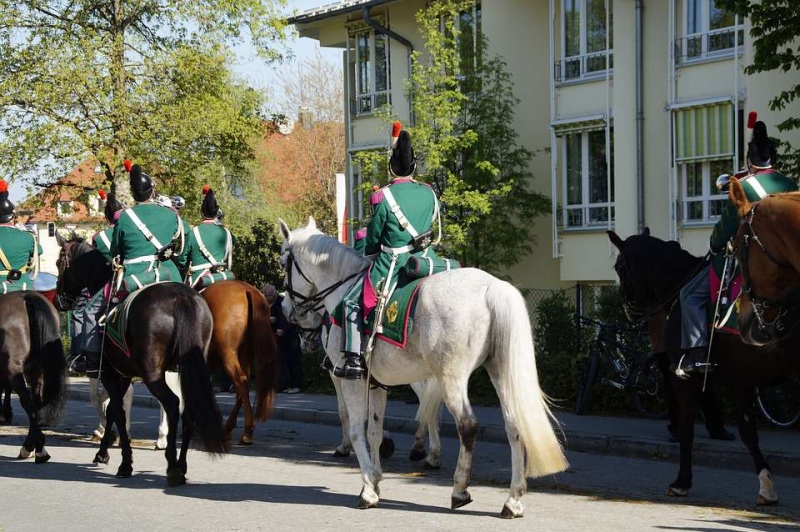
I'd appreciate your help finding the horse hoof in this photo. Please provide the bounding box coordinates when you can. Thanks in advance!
[239,436,254,446]
[379,438,395,460]
[666,485,689,497]
[500,504,523,519]
[333,448,350,458]
[116,464,133,478]
[451,492,473,509]
[757,495,779,506]
[17,446,33,460]
[358,497,378,510]
[93,452,110,465]
[408,448,426,462]
[167,468,186,487]
[423,460,441,470]
[35,452,51,464]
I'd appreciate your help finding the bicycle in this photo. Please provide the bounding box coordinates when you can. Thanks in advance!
[756,376,800,428]
[575,315,668,419]
[66,352,86,377]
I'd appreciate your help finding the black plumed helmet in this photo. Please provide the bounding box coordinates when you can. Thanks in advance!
[0,179,14,223]
[130,164,155,202]
[390,128,416,179]
[747,121,777,169]
[201,185,219,219]
[99,190,125,225]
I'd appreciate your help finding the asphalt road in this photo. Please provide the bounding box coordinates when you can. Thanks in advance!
[1,397,799,532]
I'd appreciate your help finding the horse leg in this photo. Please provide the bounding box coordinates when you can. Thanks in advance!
[225,355,254,445]
[145,376,184,485]
[734,388,779,506]
[178,409,194,481]
[441,380,479,511]
[331,373,352,457]
[667,377,698,496]
[416,380,443,470]
[104,375,134,477]
[340,379,381,509]
[367,387,387,487]
[10,373,46,461]
[0,381,12,425]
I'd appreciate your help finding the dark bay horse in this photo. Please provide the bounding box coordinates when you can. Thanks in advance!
[202,280,280,444]
[55,235,228,486]
[0,291,66,462]
[608,228,799,505]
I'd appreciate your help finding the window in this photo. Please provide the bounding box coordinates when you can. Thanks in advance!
[681,160,730,222]
[563,129,614,228]
[349,28,389,116]
[57,201,73,218]
[455,3,482,91]
[559,0,613,82]
[677,0,742,62]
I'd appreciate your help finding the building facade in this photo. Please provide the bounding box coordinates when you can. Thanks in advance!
[291,0,800,289]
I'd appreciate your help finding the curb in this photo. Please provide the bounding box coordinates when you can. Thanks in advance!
[66,388,800,478]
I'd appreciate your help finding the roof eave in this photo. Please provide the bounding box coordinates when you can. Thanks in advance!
[287,0,395,25]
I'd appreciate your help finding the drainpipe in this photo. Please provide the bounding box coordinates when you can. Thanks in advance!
[635,0,644,234]
[635,0,645,233]
[363,6,415,125]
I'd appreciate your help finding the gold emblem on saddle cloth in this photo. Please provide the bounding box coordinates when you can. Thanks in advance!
[386,301,399,324]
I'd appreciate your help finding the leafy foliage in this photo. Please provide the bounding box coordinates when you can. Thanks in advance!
[231,217,284,290]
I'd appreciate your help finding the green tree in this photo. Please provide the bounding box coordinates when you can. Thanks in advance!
[231,218,284,290]
[355,0,549,273]
[0,0,287,201]
[718,0,800,178]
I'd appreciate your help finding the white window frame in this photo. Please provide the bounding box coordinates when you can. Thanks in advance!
[680,159,731,224]
[57,200,74,218]
[678,0,743,63]
[559,0,613,83]
[562,129,614,229]
[349,28,390,116]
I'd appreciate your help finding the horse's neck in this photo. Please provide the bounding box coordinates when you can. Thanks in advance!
[318,268,364,314]
[77,248,111,293]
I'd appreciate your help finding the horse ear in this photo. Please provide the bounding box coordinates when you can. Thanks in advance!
[607,230,624,251]
[278,219,291,242]
[69,229,78,241]
[307,216,317,230]
[55,229,65,247]
[642,227,650,237]
[729,177,751,217]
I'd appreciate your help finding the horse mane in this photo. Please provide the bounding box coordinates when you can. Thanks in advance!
[66,235,111,291]
[291,226,370,275]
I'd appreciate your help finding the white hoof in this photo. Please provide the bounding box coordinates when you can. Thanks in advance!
[35,448,51,464]
[757,469,779,506]
[18,446,33,459]
[358,486,379,509]
[155,438,167,451]
[500,498,524,519]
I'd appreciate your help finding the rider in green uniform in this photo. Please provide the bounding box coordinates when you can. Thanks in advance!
[676,120,798,377]
[0,179,41,293]
[110,164,186,293]
[335,122,441,379]
[183,185,234,289]
[93,190,125,263]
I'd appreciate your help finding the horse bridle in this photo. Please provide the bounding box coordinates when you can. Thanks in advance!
[737,203,800,339]
[283,249,366,316]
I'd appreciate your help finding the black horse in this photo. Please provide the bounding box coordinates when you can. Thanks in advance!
[55,234,228,486]
[0,291,66,462]
[608,228,800,505]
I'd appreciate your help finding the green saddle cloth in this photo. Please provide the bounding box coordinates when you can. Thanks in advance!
[1,279,33,293]
[103,287,148,357]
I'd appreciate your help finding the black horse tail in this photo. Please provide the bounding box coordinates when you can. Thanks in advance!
[248,289,279,421]
[174,293,229,456]
[25,293,67,425]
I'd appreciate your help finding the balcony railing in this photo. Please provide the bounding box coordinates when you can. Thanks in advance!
[674,26,744,64]
[350,91,390,116]
[555,50,614,83]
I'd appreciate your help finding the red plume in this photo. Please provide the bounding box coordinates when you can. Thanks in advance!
[0,180,7,193]
[747,111,758,129]
[202,184,210,195]
[98,189,107,200]
[391,121,402,138]
[123,159,132,172]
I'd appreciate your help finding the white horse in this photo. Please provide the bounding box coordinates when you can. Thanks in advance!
[279,218,568,518]
[287,302,443,468]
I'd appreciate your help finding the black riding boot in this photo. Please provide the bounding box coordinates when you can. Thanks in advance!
[333,352,366,380]
[675,346,714,379]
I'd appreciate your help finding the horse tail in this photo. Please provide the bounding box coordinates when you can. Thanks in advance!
[414,378,443,430]
[247,289,279,421]
[25,293,66,425]
[174,293,229,456]
[486,281,569,478]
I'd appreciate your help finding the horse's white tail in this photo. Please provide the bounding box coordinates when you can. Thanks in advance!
[487,281,569,478]
[414,378,444,427]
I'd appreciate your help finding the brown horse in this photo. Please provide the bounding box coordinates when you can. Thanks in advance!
[202,280,280,444]
[729,178,800,345]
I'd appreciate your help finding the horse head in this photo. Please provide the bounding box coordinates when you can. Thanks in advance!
[281,293,324,355]
[730,178,800,345]
[608,228,657,319]
[54,232,110,311]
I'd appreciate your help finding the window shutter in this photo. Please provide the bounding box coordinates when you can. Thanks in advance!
[675,102,734,162]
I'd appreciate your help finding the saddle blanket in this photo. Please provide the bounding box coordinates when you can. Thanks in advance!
[709,268,742,335]
[104,286,149,357]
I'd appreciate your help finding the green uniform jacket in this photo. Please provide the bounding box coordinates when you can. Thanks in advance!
[0,225,40,290]
[93,226,114,263]
[111,202,185,287]
[364,178,438,310]
[709,169,797,275]
[184,221,233,286]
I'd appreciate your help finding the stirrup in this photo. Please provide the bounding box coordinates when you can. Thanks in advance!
[332,356,365,380]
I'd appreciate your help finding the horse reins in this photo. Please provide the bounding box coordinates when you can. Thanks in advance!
[738,203,800,338]
[284,250,367,315]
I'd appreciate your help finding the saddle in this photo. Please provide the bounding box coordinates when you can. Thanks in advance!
[708,258,742,335]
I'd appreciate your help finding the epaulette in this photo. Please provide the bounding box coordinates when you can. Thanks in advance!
[370,187,385,205]
[354,227,367,240]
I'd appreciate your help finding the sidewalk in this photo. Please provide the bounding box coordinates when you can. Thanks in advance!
[66,377,800,477]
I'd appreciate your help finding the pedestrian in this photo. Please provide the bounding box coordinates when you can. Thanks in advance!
[263,283,303,394]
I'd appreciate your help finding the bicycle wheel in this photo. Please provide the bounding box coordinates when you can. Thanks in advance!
[756,378,800,428]
[67,353,86,377]
[575,349,600,415]
[630,353,669,419]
